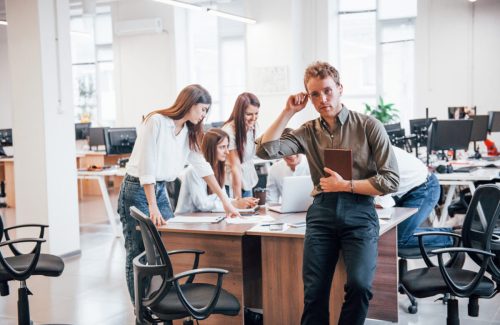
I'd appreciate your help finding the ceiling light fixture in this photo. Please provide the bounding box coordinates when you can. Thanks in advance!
[0,21,8,26]
[206,8,256,24]
[152,0,256,24]
[153,0,203,11]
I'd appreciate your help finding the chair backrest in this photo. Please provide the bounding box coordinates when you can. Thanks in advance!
[462,184,500,279]
[129,206,174,283]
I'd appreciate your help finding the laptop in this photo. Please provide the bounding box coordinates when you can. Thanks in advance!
[268,176,314,213]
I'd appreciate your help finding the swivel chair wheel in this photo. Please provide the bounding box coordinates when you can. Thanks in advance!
[408,305,418,314]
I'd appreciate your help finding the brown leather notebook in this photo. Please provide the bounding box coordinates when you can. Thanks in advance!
[324,149,353,180]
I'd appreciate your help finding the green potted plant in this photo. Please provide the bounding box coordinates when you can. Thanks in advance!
[364,97,399,124]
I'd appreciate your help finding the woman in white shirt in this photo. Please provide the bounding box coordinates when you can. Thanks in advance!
[222,92,260,198]
[117,85,239,302]
[176,128,259,213]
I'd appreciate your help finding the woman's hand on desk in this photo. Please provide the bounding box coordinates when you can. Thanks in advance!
[149,206,167,227]
[233,197,259,209]
[223,201,241,218]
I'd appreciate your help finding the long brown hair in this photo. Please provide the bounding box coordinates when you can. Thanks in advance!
[224,92,260,161]
[201,128,229,194]
[144,84,211,151]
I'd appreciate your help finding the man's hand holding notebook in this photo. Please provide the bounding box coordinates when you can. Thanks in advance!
[320,149,353,192]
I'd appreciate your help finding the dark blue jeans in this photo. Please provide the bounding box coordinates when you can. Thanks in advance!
[301,192,379,325]
[117,174,173,303]
[225,185,252,198]
[396,173,453,248]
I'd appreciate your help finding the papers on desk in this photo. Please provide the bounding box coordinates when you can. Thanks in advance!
[226,215,275,224]
[249,223,290,232]
[167,216,225,224]
[376,208,393,220]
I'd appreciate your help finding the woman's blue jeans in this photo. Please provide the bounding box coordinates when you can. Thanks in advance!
[117,174,173,303]
[396,173,453,248]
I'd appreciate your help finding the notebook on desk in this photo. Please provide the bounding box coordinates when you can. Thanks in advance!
[324,149,353,179]
[268,176,314,213]
[167,216,225,224]
[211,205,259,215]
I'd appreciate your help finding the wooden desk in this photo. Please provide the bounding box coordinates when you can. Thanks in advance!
[76,151,129,196]
[157,207,415,324]
[246,208,415,324]
[436,168,500,226]
[0,158,15,208]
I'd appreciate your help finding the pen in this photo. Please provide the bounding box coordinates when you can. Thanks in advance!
[260,223,284,226]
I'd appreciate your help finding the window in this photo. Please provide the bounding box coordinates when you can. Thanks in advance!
[337,0,416,125]
[184,7,246,124]
[70,6,116,126]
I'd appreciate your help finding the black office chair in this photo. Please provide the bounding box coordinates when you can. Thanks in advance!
[401,184,500,325]
[398,239,465,314]
[129,206,240,325]
[0,215,65,325]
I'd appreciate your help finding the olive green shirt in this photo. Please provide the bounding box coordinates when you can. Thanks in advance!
[255,106,399,196]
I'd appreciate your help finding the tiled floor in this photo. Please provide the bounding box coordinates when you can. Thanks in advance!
[0,191,499,324]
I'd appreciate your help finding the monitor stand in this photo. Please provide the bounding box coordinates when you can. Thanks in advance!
[0,145,6,157]
[469,141,482,159]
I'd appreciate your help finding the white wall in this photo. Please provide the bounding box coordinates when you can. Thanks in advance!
[0,27,11,129]
[246,0,332,132]
[415,0,500,120]
[112,1,177,128]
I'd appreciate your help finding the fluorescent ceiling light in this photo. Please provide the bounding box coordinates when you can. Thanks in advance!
[153,0,202,11]
[0,21,8,26]
[206,8,256,24]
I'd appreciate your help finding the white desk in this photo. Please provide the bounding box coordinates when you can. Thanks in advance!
[77,168,126,238]
[435,167,500,226]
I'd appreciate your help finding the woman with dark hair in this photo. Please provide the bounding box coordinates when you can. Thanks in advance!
[222,92,261,198]
[117,84,239,302]
[175,128,259,213]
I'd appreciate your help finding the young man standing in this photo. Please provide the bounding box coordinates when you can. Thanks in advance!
[256,61,399,325]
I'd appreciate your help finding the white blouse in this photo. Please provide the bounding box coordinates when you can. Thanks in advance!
[126,114,213,185]
[175,166,224,214]
[222,122,259,191]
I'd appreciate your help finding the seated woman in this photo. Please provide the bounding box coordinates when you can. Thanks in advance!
[175,128,259,213]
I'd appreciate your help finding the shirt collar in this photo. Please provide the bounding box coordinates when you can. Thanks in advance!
[319,105,349,130]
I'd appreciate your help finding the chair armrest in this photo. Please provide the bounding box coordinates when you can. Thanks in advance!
[170,268,229,320]
[413,231,462,238]
[413,231,462,267]
[4,224,49,256]
[0,238,45,281]
[167,249,205,283]
[167,267,228,283]
[432,247,495,297]
[431,247,495,257]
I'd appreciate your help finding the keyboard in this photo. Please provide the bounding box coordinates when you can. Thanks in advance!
[453,166,479,173]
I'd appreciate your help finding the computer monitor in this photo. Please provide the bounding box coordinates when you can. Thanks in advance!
[448,106,476,120]
[0,129,13,147]
[387,128,406,149]
[105,127,137,155]
[469,115,489,142]
[409,117,436,135]
[75,123,91,140]
[384,122,401,133]
[427,120,473,153]
[488,111,500,132]
[89,127,109,151]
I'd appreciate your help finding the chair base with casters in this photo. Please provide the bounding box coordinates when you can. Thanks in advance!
[129,206,240,325]
[0,218,65,325]
[398,238,466,314]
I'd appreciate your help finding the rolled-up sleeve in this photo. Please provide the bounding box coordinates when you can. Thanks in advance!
[187,150,214,178]
[255,132,304,160]
[366,119,399,194]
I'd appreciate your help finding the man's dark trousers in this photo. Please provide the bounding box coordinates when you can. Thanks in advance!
[301,192,379,325]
